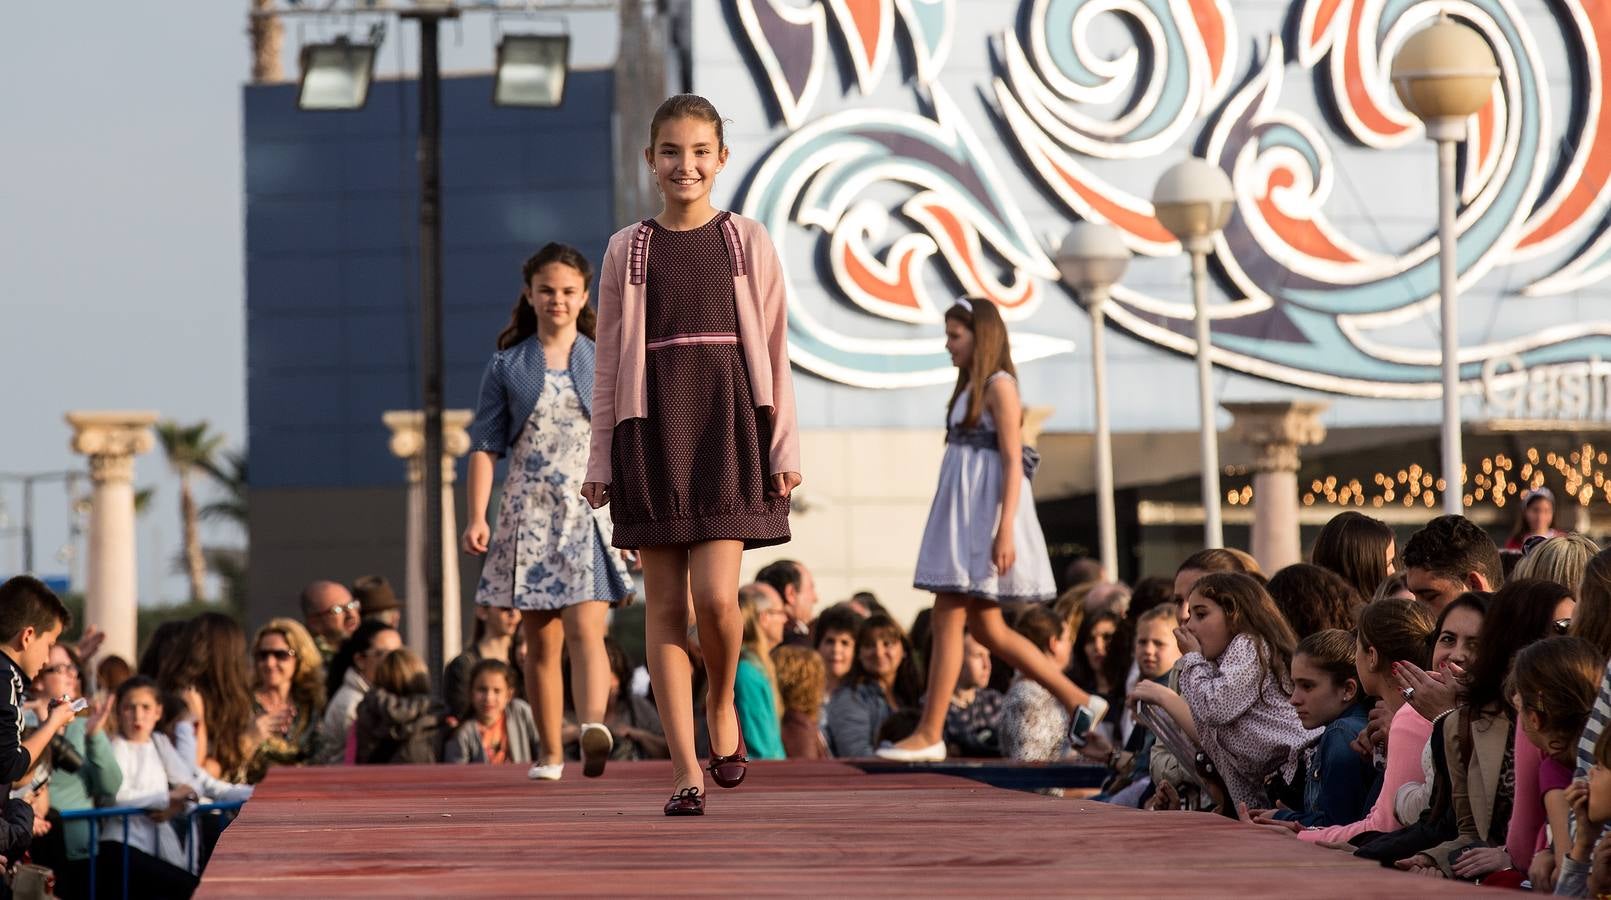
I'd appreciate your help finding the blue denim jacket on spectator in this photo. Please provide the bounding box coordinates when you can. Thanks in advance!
[824,683,892,759]
[1275,700,1373,827]
[468,335,596,457]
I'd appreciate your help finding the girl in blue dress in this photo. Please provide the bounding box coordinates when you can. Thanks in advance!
[464,243,635,782]
[879,297,1105,762]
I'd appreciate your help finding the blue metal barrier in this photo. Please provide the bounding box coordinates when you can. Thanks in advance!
[57,800,245,900]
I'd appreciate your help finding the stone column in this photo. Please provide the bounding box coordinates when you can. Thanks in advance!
[1225,401,1329,573]
[65,412,158,666]
[384,410,472,662]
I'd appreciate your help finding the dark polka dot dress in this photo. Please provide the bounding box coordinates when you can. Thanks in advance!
[608,211,791,550]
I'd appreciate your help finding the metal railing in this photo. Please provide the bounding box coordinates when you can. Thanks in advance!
[56,800,245,900]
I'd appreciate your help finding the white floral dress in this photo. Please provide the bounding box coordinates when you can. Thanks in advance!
[475,369,634,610]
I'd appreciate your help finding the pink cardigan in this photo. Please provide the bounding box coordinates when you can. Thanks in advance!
[1299,703,1432,844]
[584,212,801,485]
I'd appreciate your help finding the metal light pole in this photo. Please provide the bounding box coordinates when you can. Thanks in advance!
[1391,17,1499,515]
[1152,159,1236,549]
[399,4,457,683]
[1055,224,1131,579]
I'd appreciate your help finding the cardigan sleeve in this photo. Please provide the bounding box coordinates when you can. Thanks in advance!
[1299,703,1433,843]
[1177,638,1262,727]
[748,226,801,477]
[467,354,510,457]
[585,237,624,485]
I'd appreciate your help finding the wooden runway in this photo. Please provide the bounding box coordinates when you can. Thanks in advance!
[199,761,1478,897]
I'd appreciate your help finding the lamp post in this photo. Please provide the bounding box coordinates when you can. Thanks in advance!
[1054,223,1131,580]
[286,0,573,682]
[1391,17,1499,515]
[1152,159,1236,549]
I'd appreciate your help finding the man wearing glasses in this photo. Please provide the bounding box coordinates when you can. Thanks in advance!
[299,581,361,663]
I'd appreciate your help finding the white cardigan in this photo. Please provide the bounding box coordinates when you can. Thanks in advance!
[105,730,252,873]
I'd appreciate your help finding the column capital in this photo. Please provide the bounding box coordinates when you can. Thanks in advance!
[1224,401,1329,473]
[65,411,159,484]
[382,410,474,482]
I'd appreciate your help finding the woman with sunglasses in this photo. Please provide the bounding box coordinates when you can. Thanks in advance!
[245,619,327,780]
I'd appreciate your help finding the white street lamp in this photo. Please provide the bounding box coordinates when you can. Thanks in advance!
[1391,17,1499,515]
[1055,223,1131,580]
[494,33,571,108]
[1152,158,1236,549]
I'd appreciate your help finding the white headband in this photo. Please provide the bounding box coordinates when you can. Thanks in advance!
[954,297,973,312]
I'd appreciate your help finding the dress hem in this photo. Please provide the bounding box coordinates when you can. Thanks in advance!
[913,580,1055,603]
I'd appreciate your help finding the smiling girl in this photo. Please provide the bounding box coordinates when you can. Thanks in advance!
[466,243,636,783]
[582,94,801,816]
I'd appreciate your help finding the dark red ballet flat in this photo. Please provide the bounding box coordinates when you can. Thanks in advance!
[707,734,749,789]
[664,787,705,816]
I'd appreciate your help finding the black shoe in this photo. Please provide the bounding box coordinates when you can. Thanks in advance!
[664,787,705,816]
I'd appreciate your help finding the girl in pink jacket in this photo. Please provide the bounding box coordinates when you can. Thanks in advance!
[583,94,801,817]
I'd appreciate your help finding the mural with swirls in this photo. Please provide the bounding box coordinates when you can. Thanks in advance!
[722,0,1611,401]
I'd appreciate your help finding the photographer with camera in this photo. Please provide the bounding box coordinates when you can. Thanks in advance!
[23,642,118,900]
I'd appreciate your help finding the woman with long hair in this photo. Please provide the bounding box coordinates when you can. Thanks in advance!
[735,585,786,760]
[825,614,924,758]
[155,612,258,781]
[1311,511,1396,600]
[465,242,636,782]
[313,621,402,765]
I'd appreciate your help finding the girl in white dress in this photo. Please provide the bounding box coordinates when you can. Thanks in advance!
[879,298,1107,762]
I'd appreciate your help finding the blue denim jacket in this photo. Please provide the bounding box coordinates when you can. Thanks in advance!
[1275,701,1373,827]
[467,335,596,457]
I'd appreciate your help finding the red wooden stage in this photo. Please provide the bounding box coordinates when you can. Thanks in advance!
[199,761,1479,897]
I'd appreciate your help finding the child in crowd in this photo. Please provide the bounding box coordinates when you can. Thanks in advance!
[1132,572,1314,810]
[445,659,540,764]
[355,649,445,765]
[771,646,827,759]
[1293,596,1435,844]
[104,676,252,899]
[1268,629,1371,828]
[1099,602,1181,806]
[882,297,1101,764]
[315,621,402,765]
[0,577,80,797]
[1563,728,1611,895]
[1510,637,1599,886]
[944,633,1003,758]
[998,606,1076,766]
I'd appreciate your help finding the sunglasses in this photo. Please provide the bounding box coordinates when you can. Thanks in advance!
[318,600,362,618]
[1555,617,1573,636]
[255,648,296,663]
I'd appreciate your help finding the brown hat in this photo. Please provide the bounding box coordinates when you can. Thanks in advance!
[350,575,400,613]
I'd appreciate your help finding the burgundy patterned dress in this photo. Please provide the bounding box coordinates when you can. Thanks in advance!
[608,211,791,550]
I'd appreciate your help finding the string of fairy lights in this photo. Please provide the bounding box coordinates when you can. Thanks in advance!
[1222,443,1611,510]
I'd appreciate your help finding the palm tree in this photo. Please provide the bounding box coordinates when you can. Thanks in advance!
[200,451,247,531]
[156,421,224,602]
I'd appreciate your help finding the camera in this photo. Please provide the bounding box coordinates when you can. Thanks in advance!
[48,732,83,774]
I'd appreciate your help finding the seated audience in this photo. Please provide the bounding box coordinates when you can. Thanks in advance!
[352,574,403,628]
[314,621,402,765]
[443,605,525,724]
[355,648,444,765]
[1268,629,1371,828]
[824,614,922,758]
[444,659,539,764]
[944,633,1003,758]
[999,606,1075,765]
[772,645,828,759]
[813,604,864,710]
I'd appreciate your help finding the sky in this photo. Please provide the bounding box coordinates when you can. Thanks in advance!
[0,2,617,604]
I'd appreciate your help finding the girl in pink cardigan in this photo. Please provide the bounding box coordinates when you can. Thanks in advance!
[583,95,801,817]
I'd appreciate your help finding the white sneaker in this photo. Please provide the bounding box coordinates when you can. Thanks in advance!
[579,722,614,779]
[874,740,946,762]
[528,762,564,781]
